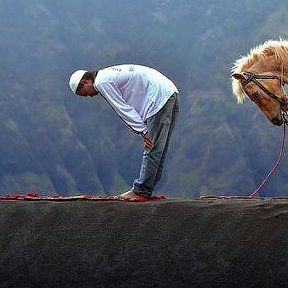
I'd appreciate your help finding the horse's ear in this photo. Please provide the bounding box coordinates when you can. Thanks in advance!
[231,73,246,81]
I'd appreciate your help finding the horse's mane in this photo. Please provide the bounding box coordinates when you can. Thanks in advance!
[231,39,288,103]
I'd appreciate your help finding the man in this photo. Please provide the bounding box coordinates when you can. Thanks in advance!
[69,64,179,201]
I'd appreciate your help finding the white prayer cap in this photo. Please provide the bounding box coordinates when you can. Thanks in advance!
[69,70,87,93]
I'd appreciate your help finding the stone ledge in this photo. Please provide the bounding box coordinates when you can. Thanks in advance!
[0,198,287,287]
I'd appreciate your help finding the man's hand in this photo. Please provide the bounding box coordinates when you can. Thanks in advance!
[142,132,154,151]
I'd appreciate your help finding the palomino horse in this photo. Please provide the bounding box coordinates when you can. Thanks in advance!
[231,39,288,126]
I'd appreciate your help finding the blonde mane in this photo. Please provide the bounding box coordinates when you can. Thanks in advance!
[231,39,288,103]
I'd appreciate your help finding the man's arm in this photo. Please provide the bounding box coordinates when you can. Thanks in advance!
[98,82,148,134]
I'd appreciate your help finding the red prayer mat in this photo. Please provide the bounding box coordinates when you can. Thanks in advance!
[0,192,166,202]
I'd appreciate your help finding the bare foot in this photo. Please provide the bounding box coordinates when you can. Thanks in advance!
[117,190,150,202]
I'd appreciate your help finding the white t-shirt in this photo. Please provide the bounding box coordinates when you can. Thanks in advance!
[94,64,178,134]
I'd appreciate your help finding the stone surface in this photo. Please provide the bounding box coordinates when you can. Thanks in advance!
[0,198,288,287]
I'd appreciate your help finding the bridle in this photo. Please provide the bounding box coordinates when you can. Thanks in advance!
[242,71,288,197]
[243,71,287,108]
[200,72,288,198]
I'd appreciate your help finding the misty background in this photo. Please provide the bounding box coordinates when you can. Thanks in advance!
[1,0,288,197]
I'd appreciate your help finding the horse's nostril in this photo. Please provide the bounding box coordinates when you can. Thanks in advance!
[272,117,283,126]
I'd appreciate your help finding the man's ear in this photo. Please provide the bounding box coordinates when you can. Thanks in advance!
[81,79,90,84]
[231,73,246,82]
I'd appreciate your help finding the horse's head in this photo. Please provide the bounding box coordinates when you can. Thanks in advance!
[232,72,287,126]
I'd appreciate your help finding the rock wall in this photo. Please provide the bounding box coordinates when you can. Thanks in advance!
[0,198,288,287]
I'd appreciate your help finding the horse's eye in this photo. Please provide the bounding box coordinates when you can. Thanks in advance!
[251,91,260,101]
[253,91,259,98]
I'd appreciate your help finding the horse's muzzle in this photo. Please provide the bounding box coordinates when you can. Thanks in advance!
[272,117,283,126]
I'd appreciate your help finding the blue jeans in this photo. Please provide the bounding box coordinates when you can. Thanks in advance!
[132,93,180,196]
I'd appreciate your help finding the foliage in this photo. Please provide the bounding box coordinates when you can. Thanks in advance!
[0,0,288,196]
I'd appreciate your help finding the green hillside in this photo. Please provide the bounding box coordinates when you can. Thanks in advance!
[1,0,288,197]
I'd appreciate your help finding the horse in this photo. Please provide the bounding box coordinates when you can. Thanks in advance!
[231,39,288,126]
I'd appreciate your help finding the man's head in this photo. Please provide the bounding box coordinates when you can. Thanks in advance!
[69,70,98,97]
